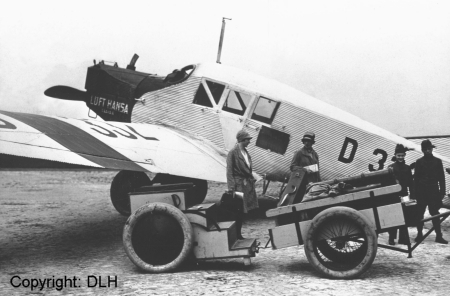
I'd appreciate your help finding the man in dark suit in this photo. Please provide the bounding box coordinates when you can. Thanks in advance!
[414,139,448,244]
[388,144,414,245]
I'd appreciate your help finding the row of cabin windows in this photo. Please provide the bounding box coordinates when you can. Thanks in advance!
[193,80,280,125]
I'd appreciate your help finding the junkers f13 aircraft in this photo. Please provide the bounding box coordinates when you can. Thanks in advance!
[1,54,449,215]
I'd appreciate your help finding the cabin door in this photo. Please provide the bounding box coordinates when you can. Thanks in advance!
[219,112,245,150]
[218,88,254,151]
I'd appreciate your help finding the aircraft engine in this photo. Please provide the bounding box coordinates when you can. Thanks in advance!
[45,54,196,123]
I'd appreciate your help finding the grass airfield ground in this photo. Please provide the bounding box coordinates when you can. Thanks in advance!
[0,170,449,296]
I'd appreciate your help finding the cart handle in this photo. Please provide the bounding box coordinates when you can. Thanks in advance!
[420,210,450,223]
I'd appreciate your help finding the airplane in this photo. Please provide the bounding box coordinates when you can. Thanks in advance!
[1,54,449,217]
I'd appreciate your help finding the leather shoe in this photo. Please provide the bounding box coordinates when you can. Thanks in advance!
[435,236,449,244]
[388,239,395,245]
[414,234,423,243]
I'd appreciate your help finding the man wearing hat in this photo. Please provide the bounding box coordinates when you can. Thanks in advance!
[388,144,415,245]
[226,130,259,239]
[290,132,321,184]
[414,139,448,244]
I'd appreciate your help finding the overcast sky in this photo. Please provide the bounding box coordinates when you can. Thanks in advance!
[1,0,449,137]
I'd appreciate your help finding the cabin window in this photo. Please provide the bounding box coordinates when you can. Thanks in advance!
[206,81,225,104]
[222,90,252,116]
[255,125,290,155]
[251,96,280,124]
[193,83,213,108]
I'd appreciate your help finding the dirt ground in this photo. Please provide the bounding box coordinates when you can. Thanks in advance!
[1,171,450,296]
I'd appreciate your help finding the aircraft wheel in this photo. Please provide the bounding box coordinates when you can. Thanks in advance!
[123,202,193,273]
[304,206,377,279]
[110,170,151,216]
[152,173,208,207]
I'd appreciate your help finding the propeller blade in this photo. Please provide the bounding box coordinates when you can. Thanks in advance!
[44,86,88,102]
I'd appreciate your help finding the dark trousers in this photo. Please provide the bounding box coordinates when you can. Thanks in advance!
[388,227,409,243]
[235,211,244,238]
[417,203,442,236]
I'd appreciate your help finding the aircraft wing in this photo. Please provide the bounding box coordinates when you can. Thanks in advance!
[0,111,227,182]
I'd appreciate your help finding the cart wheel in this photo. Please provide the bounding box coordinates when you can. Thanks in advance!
[304,206,377,279]
[110,170,151,216]
[123,202,193,273]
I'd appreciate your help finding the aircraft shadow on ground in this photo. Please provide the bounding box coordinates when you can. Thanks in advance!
[1,213,129,265]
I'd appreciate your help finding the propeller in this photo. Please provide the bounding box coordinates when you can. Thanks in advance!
[44,86,89,102]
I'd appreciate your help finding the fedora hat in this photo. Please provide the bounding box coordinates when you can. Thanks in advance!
[391,144,411,161]
[421,139,436,151]
[394,144,410,154]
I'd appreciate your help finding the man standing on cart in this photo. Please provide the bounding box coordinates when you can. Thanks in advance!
[388,144,414,245]
[414,139,448,244]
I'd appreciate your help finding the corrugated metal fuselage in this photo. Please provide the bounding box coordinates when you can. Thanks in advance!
[131,66,450,190]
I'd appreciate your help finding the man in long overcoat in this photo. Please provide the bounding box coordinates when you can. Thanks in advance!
[414,139,448,244]
[226,130,259,239]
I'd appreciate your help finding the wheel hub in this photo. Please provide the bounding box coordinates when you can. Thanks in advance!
[335,240,345,249]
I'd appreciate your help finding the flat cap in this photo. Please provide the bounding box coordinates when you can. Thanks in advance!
[302,132,315,143]
[236,130,252,142]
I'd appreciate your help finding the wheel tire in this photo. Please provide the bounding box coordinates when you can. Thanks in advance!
[304,206,377,279]
[123,202,193,273]
[152,173,208,207]
[110,171,151,216]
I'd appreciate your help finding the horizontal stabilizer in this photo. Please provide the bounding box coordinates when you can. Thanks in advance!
[44,86,89,101]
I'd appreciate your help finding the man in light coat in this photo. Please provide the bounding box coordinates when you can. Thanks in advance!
[226,130,259,239]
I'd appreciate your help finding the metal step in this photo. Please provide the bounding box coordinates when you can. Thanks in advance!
[231,238,256,251]
[208,221,235,231]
